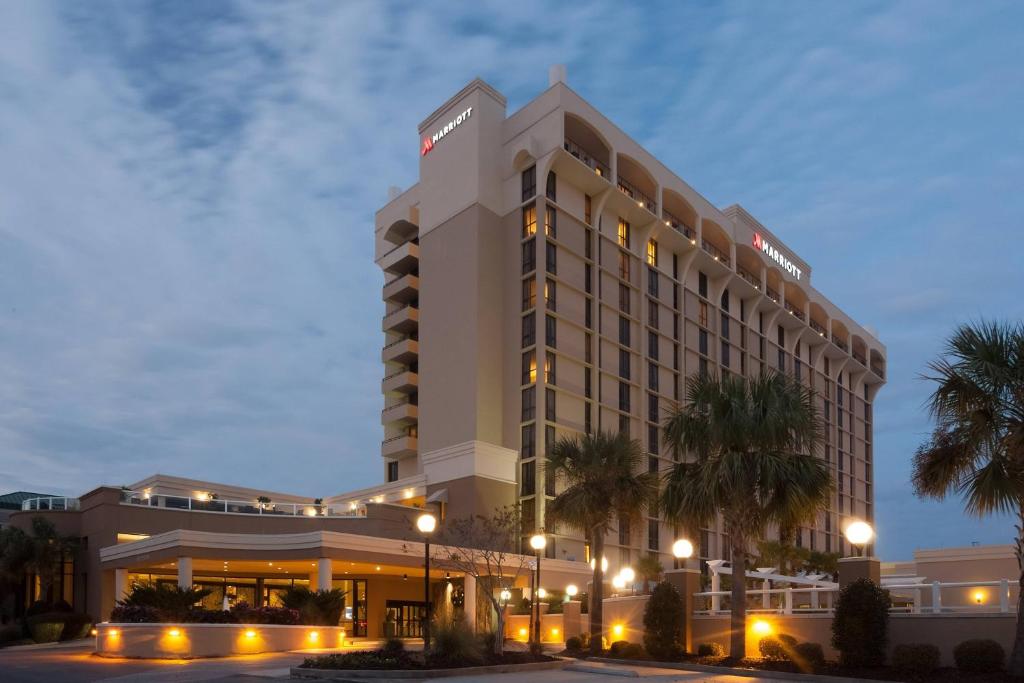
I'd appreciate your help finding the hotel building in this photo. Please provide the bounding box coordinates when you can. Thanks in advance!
[8,69,884,634]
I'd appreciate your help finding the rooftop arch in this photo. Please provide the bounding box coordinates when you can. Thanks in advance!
[563,113,611,178]
[615,153,658,213]
[662,188,698,239]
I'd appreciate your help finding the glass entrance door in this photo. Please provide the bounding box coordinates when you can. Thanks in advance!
[383,600,425,638]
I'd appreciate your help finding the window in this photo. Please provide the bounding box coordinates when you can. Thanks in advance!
[619,382,631,412]
[647,268,659,297]
[619,316,631,346]
[521,387,535,421]
[522,278,536,311]
[699,329,708,356]
[545,315,557,348]
[618,252,630,280]
[521,501,535,540]
[545,351,556,384]
[545,279,556,311]
[522,238,535,274]
[698,271,708,299]
[546,242,557,274]
[648,331,659,360]
[648,425,658,454]
[698,301,708,328]
[546,171,556,201]
[521,313,535,347]
[522,350,536,384]
[522,205,537,237]
[619,515,631,546]
[619,413,629,434]
[585,264,593,293]
[521,424,535,458]
[585,368,592,398]
[545,206,556,238]
[521,165,536,202]
[585,402,592,433]
[584,194,592,225]
[648,300,658,328]
[699,356,708,378]
[386,461,399,482]
[721,341,730,368]
[585,299,592,329]
[585,333,592,364]
[648,362,658,391]
[720,313,730,340]
[585,228,592,259]
[646,239,658,266]
[521,461,535,495]
[618,219,630,248]
[648,393,658,422]
[619,283,630,313]
[545,388,556,422]
[720,289,730,311]
[619,349,630,379]
[648,519,659,551]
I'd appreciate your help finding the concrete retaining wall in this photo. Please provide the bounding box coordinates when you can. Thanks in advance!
[95,622,345,658]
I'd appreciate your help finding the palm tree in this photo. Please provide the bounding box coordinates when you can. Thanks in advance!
[635,553,664,594]
[912,321,1024,675]
[547,431,658,655]
[662,371,830,659]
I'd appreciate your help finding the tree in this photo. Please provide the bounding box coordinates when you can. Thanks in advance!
[635,554,664,594]
[434,507,531,655]
[0,517,78,607]
[547,431,658,655]
[662,371,830,659]
[911,321,1024,675]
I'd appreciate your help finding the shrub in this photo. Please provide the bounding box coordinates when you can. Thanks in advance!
[60,613,94,640]
[230,603,301,625]
[608,640,631,656]
[793,642,825,668]
[891,643,940,677]
[758,634,796,661]
[427,617,483,667]
[184,608,237,624]
[697,641,725,657]
[28,620,63,643]
[382,637,405,657]
[110,604,161,623]
[120,584,212,621]
[24,601,51,618]
[622,643,646,659]
[953,638,1005,674]
[565,636,583,651]
[302,650,417,670]
[831,578,891,667]
[278,587,346,625]
[642,581,684,660]
[478,630,501,655]
[578,631,591,649]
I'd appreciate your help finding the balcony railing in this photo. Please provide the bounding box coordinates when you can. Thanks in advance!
[616,177,657,214]
[853,351,866,365]
[785,302,806,321]
[765,287,779,303]
[383,367,416,381]
[701,240,730,266]
[21,497,80,511]
[737,267,760,290]
[871,362,885,378]
[809,319,827,336]
[662,211,695,240]
[383,336,415,350]
[563,138,610,178]
[119,490,364,517]
[833,336,849,352]
[383,304,418,320]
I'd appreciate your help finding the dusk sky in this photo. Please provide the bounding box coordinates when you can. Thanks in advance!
[1,1,1021,560]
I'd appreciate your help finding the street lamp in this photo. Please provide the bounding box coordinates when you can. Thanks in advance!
[844,520,874,556]
[529,533,546,647]
[620,566,635,595]
[565,584,578,598]
[672,538,694,559]
[417,512,437,649]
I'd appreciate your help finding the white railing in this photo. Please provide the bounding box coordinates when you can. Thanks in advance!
[694,579,1015,616]
[118,491,365,518]
[20,496,80,511]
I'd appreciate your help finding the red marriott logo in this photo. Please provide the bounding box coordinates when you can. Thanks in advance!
[420,105,473,156]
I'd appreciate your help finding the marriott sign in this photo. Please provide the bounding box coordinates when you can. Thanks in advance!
[421,106,473,156]
[753,233,802,281]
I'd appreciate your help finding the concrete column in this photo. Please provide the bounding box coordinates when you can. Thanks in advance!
[317,558,333,592]
[838,556,880,589]
[562,600,582,641]
[665,568,702,653]
[177,557,193,589]
[462,574,477,630]
[114,568,128,603]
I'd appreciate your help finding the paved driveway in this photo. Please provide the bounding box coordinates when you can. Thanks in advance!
[0,642,772,682]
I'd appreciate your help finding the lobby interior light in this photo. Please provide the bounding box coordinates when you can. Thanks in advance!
[416,512,437,535]
[672,539,694,559]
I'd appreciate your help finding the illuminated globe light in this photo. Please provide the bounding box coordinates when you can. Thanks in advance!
[589,556,609,573]
[974,590,986,605]
[619,567,635,583]
[500,589,512,602]
[612,624,624,637]
[752,620,772,635]
[530,534,547,551]
[845,521,874,546]
[612,575,626,590]
[537,587,547,599]
[672,539,694,559]
[566,584,578,597]
[416,513,437,534]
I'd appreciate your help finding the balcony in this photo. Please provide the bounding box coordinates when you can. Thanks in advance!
[785,302,806,322]
[701,239,730,267]
[809,319,827,337]
[853,351,867,365]
[382,434,417,459]
[617,176,657,214]
[382,368,418,394]
[871,362,886,379]
[563,138,610,178]
[382,337,419,364]
[382,273,419,304]
[118,491,363,517]
[737,267,760,290]
[21,496,80,511]
[833,336,849,353]
[380,240,419,276]
[382,305,419,334]
[765,287,780,304]
[663,210,695,240]
[382,399,418,425]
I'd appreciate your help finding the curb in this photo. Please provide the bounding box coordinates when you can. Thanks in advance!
[0,638,93,653]
[292,659,569,679]
[588,657,881,683]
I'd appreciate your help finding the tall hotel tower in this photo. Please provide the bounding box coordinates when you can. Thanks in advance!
[376,69,886,570]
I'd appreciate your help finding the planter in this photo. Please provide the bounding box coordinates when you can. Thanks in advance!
[94,622,345,659]
[293,659,569,679]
